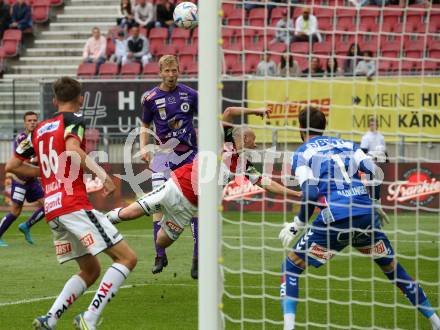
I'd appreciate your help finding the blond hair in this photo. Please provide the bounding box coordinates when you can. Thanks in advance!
[159,55,179,71]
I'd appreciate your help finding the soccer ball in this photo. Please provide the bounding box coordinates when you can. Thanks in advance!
[173,2,198,30]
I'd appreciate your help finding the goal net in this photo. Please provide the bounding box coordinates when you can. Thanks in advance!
[214,0,440,329]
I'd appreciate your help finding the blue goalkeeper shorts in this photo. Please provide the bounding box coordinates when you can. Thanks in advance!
[292,213,394,267]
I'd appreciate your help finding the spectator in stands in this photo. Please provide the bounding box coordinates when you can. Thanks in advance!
[82,27,107,74]
[117,0,136,32]
[122,24,152,66]
[134,0,155,30]
[110,30,127,65]
[278,54,301,77]
[256,54,277,76]
[10,0,31,31]
[343,43,361,76]
[325,56,342,77]
[271,9,294,45]
[0,0,11,39]
[355,50,376,81]
[293,7,321,43]
[302,56,324,77]
[155,0,175,32]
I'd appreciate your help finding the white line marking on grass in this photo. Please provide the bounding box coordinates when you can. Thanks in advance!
[1,282,436,307]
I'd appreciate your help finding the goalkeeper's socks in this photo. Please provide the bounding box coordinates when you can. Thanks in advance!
[191,217,198,258]
[429,313,440,329]
[281,258,304,330]
[47,275,87,327]
[384,262,434,318]
[84,263,130,325]
[26,207,44,227]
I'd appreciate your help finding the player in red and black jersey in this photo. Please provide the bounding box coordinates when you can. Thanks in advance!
[106,106,301,249]
[6,77,137,330]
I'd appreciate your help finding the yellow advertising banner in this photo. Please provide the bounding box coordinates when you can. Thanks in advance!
[247,77,440,143]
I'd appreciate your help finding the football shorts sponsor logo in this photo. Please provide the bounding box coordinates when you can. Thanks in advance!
[45,192,63,213]
[80,233,95,248]
[158,107,167,120]
[55,241,72,256]
[155,97,165,105]
[181,102,190,112]
[37,120,60,138]
[358,240,388,258]
[308,243,336,263]
[166,221,183,234]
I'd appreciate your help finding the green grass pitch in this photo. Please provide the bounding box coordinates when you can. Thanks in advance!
[0,211,439,329]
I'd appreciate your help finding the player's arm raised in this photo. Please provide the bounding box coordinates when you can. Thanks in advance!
[222,106,271,123]
[259,176,302,198]
[65,137,115,196]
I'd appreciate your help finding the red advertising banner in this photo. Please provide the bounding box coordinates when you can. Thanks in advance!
[1,163,438,213]
[381,163,440,212]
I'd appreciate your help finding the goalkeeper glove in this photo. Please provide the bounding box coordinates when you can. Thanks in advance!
[279,216,305,249]
[106,207,123,225]
[373,199,390,227]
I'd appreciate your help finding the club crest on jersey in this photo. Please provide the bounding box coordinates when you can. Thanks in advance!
[158,107,167,120]
[167,96,176,104]
[45,192,63,213]
[181,102,190,112]
[37,120,60,138]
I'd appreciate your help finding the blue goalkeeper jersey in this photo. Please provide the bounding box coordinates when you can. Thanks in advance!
[292,136,373,224]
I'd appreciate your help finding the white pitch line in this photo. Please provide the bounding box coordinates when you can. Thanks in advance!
[1,282,437,308]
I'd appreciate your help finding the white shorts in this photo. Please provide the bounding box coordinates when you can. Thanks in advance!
[137,180,197,241]
[49,209,123,264]
[151,172,168,190]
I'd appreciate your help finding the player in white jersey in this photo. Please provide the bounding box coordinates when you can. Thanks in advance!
[278,107,440,330]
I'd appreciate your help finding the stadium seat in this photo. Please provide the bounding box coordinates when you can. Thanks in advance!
[248,8,267,26]
[32,0,50,23]
[143,62,159,76]
[360,7,380,20]
[359,17,376,32]
[180,55,195,72]
[149,27,168,42]
[77,63,96,78]
[227,8,246,26]
[313,41,332,55]
[428,19,440,34]
[2,29,22,57]
[99,62,119,78]
[319,17,334,31]
[179,44,197,63]
[171,28,191,48]
[120,62,141,77]
[182,60,198,75]
[378,60,396,75]
[336,17,354,32]
[404,38,426,58]
[400,59,421,73]
[270,7,289,23]
[221,2,236,19]
[244,53,260,69]
[149,39,166,56]
[315,7,334,19]
[244,58,258,74]
[423,60,439,73]
[268,42,287,54]
[290,42,311,55]
[382,8,402,27]
[156,44,177,57]
[49,0,63,6]
[191,27,198,45]
[228,62,244,75]
[224,53,240,69]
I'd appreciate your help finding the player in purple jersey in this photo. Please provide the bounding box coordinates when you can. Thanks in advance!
[0,111,45,247]
[140,55,199,278]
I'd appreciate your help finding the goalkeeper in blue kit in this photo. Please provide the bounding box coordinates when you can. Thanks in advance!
[279,106,440,330]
